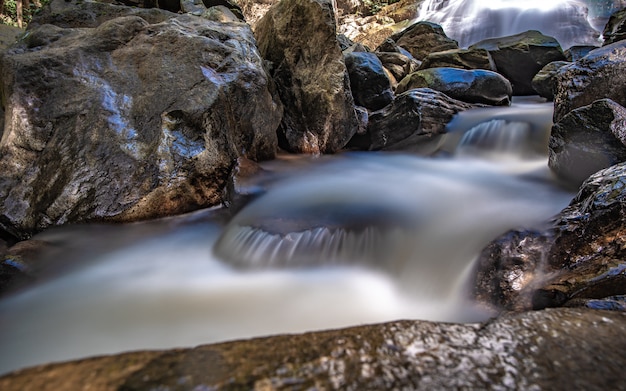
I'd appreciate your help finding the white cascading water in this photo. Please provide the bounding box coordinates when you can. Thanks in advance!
[416,0,602,48]
[0,99,574,375]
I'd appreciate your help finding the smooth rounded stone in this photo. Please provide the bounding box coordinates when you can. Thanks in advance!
[549,99,626,187]
[473,162,626,311]
[0,239,51,297]
[564,45,598,61]
[0,13,281,239]
[531,60,571,101]
[565,295,626,311]
[1,308,625,390]
[348,88,473,151]
[396,67,512,106]
[254,0,359,154]
[470,30,566,96]
[602,7,626,46]
[553,39,626,122]
[344,52,394,111]
[419,47,497,72]
[390,21,459,61]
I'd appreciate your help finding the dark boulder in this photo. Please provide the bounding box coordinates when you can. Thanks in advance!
[0,14,281,239]
[348,88,473,152]
[474,162,626,311]
[375,51,419,86]
[549,99,626,188]
[419,48,496,72]
[395,67,512,106]
[255,0,359,154]
[554,40,626,122]
[470,30,566,96]
[389,21,459,61]
[344,52,394,111]
[602,7,626,46]
[531,60,570,101]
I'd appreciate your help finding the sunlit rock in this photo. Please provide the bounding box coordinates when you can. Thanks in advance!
[531,60,570,101]
[255,0,359,154]
[0,12,281,239]
[374,51,419,87]
[390,21,459,61]
[396,67,512,106]
[553,39,626,122]
[602,7,626,45]
[419,47,497,72]
[349,88,473,151]
[1,308,625,389]
[474,162,626,310]
[470,30,566,96]
[344,52,394,111]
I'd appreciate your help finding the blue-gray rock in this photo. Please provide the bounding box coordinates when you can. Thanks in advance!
[344,52,394,111]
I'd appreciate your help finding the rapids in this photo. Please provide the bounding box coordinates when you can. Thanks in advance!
[0,99,575,375]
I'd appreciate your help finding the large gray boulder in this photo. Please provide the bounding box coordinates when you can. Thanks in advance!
[0,13,281,239]
[549,99,626,187]
[254,0,359,154]
[554,40,626,122]
[344,51,394,111]
[470,30,566,96]
[474,162,626,311]
[531,60,570,101]
[396,67,512,106]
[419,47,496,72]
[0,308,624,390]
[602,7,626,46]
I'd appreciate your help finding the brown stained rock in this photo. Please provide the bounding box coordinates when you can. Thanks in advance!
[0,12,281,239]
[390,21,459,61]
[553,39,626,122]
[255,0,359,154]
[1,308,625,390]
[470,30,566,96]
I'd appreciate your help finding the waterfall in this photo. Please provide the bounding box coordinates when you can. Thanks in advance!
[416,0,602,49]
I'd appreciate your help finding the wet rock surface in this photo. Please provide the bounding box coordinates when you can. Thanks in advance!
[348,88,473,151]
[0,6,281,239]
[254,0,359,154]
[531,60,570,101]
[474,162,626,311]
[470,30,566,96]
[602,7,626,46]
[395,67,512,106]
[344,51,394,111]
[549,99,626,187]
[554,39,626,122]
[1,308,625,390]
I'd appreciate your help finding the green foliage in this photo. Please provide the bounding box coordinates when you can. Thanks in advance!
[1,0,49,27]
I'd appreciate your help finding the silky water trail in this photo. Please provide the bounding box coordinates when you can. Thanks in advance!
[0,98,575,375]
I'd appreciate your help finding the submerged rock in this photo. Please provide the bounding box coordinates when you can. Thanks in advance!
[549,99,626,187]
[255,0,359,154]
[474,162,626,311]
[470,30,566,96]
[1,308,624,390]
[0,12,281,239]
[554,39,626,122]
[396,67,512,106]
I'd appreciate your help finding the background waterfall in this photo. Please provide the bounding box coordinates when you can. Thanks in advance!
[416,0,603,48]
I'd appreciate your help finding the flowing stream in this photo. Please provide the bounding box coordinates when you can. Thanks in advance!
[0,98,575,375]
